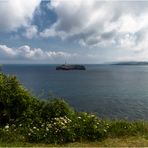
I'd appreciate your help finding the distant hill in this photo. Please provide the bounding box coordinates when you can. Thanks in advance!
[112,61,148,65]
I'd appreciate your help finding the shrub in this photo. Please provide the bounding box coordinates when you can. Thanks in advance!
[0,73,43,125]
[0,124,25,143]
[17,115,75,144]
[72,112,108,141]
[41,99,75,121]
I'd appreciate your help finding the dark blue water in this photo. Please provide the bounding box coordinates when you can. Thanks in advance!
[2,64,148,120]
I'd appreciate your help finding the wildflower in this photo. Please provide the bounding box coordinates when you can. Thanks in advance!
[47,124,52,128]
[78,117,81,119]
[28,133,31,136]
[106,125,110,128]
[14,129,17,132]
[43,134,46,137]
[30,129,33,133]
[33,126,37,129]
[60,122,65,125]
[11,124,16,127]
[46,127,49,131]
[19,124,22,127]
[64,116,68,119]
[91,114,95,117]
[67,118,71,122]
[62,125,67,129]
[5,125,9,129]
[61,138,64,142]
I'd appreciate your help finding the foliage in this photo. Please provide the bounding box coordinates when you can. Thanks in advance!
[72,112,108,141]
[41,99,75,121]
[0,73,43,125]
[1,73,148,145]
[107,120,148,137]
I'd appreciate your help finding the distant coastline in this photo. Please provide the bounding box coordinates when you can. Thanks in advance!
[111,61,148,65]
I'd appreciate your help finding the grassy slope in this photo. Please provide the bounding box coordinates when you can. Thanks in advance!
[1,137,148,147]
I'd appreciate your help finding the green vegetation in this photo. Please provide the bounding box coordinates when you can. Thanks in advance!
[1,73,148,146]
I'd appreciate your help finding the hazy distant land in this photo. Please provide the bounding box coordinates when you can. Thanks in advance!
[112,61,148,65]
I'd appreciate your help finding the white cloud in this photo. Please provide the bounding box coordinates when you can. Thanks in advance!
[40,26,59,38]
[0,0,41,31]
[0,44,17,56]
[23,25,38,39]
[0,44,75,61]
[40,0,148,52]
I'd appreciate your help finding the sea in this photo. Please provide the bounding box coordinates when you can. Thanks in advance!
[2,64,148,120]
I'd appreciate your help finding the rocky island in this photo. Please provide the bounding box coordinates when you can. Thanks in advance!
[56,64,86,70]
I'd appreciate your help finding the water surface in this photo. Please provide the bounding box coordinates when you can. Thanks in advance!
[3,64,148,120]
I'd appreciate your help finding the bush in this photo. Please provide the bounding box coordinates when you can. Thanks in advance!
[0,73,42,125]
[72,112,108,141]
[0,125,25,143]
[41,99,75,121]
[26,116,75,144]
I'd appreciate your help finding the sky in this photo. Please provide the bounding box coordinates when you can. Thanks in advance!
[1,0,148,64]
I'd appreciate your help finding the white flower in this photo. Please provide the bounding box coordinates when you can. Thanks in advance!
[60,122,65,125]
[5,125,9,129]
[30,129,33,133]
[19,124,22,127]
[33,126,36,129]
[46,127,49,131]
[90,114,95,117]
[47,124,52,128]
[67,118,71,122]
[12,124,15,127]
[28,133,31,136]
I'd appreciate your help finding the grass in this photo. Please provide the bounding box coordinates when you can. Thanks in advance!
[1,137,148,147]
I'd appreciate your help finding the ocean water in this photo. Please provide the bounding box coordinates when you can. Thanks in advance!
[2,64,148,120]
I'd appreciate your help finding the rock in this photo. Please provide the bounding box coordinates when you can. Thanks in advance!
[56,64,86,70]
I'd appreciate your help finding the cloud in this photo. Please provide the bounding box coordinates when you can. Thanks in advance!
[0,44,17,56]
[0,44,75,61]
[23,25,38,39]
[0,0,41,31]
[40,0,148,52]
